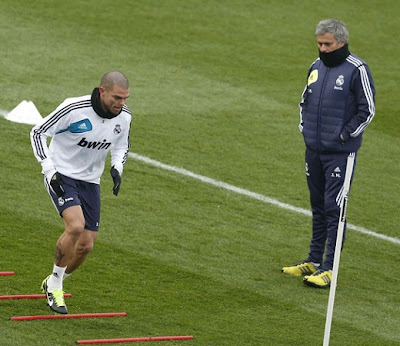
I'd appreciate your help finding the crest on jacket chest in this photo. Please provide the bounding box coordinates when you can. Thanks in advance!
[334,75,345,91]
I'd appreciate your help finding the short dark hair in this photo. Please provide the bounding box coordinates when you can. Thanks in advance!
[100,71,129,90]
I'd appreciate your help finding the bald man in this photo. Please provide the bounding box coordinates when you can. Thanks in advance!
[30,71,132,313]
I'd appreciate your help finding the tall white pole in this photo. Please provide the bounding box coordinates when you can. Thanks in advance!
[323,153,355,346]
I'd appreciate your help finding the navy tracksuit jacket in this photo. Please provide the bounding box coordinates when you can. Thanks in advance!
[299,53,375,270]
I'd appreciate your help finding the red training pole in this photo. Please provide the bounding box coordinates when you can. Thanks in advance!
[76,335,194,344]
[0,271,15,276]
[11,312,127,321]
[0,293,72,300]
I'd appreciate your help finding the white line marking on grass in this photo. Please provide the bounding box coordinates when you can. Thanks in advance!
[129,152,400,246]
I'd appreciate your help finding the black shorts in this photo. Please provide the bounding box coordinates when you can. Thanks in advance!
[45,174,101,231]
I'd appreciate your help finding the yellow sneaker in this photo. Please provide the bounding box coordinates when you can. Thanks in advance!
[41,275,68,314]
[282,261,319,276]
[303,269,332,288]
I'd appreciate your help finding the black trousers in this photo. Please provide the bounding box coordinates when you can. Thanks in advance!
[305,148,356,270]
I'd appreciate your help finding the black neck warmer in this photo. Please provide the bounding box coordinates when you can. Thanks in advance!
[319,43,350,67]
[91,87,119,119]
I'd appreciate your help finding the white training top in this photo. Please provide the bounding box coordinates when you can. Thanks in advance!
[30,94,131,184]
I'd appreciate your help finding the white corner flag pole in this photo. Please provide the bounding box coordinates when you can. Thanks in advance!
[323,152,355,346]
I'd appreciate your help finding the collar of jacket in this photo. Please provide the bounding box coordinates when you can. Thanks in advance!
[319,44,350,67]
[91,87,120,119]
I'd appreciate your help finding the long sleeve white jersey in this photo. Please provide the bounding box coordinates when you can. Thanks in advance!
[30,94,131,184]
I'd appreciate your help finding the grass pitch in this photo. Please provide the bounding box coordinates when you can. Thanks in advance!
[1,1,399,345]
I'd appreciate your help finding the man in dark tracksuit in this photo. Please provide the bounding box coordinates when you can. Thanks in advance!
[282,19,375,288]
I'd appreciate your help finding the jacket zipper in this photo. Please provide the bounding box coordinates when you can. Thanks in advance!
[317,67,330,152]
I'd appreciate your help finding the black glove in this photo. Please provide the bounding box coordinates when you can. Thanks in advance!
[110,166,121,196]
[50,172,65,197]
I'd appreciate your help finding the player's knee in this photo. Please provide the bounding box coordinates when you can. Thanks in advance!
[76,240,94,256]
[65,222,85,238]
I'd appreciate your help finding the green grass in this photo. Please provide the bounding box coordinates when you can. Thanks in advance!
[1,0,400,345]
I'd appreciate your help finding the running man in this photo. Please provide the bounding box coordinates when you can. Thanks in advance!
[30,71,132,313]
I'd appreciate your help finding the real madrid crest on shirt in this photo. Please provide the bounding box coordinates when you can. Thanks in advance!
[114,124,121,135]
[334,75,344,90]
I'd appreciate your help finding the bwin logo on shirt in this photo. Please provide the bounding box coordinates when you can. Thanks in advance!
[77,137,111,150]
